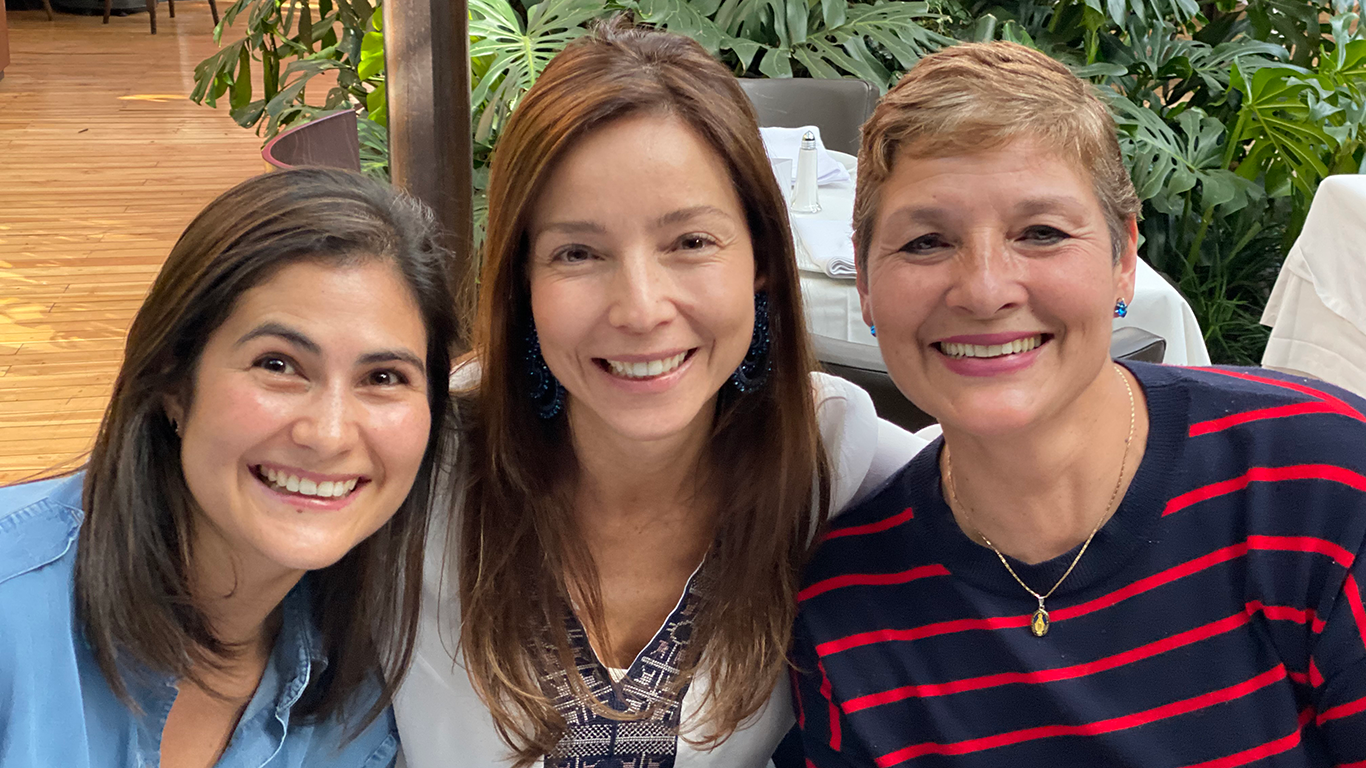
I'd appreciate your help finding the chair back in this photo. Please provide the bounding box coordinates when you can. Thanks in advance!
[737,78,878,155]
[261,111,362,172]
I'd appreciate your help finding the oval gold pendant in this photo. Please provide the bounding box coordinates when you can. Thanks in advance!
[1030,607,1050,637]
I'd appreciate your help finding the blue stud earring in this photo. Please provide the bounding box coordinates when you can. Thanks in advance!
[729,292,771,393]
[526,326,566,419]
[869,324,877,337]
[1114,298,1129,318]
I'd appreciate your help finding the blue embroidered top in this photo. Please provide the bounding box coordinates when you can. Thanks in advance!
[0,473,399,768]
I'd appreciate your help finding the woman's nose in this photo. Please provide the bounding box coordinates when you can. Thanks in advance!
[290,385,359,457]
[606,252,677,332]
[945,235,1026,318]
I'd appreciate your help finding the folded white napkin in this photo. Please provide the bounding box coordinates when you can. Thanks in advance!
[760,126,852,186]
[792,217,857,278]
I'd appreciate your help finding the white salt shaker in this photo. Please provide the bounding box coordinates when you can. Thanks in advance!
[790,130,822,214]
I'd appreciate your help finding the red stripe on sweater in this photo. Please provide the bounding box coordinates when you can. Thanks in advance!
[1310,658,1324,688]
[823,506,915,541]
[818,537,1343,657]
[1346,574,1366,651]
[873,665,1288,766]
[1254,601,1326,633]
[1190,368,1366,421]
[1316,692,1366,724]
[844,611,1253,712]
[1288,670,1309,685]
[799,564,951,602]
[817,661,841,752]
[843,600,1315,712]
[1190,402,1355,436]
[791,669,806,729]
[1164,465,1366,517]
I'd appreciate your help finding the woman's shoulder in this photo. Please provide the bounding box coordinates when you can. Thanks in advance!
[0,472,83,592]
[809,371,931,513]
[1131,362,1366,445]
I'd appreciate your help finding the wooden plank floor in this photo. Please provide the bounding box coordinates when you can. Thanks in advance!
[0,6,265,482]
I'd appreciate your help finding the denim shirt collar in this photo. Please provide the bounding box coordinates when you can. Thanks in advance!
[124,579,328,766]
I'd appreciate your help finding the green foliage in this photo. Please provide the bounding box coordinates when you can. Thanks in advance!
[191,0,384,144]
[626,0,953,88]
[468,0,600,149]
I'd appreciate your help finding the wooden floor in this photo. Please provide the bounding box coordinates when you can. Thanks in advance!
[0,7,265,483]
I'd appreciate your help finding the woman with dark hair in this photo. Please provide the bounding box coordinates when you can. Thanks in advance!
[0,168,458,767]
[393,20,927,768]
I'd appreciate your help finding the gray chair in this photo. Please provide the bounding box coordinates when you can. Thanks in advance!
[737,78,878,155]
[261,110,361,172]
[814,327,1167,432]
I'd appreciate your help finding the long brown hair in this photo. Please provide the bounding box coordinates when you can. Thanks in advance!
[75,168,458,728]
[455,18,832,763]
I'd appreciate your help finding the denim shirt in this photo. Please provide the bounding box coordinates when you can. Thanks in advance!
[0,473,399,768]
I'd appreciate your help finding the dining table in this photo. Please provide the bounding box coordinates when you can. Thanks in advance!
[790,151,1212,367]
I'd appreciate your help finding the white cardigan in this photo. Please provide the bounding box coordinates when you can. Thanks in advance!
[394,372,928,767]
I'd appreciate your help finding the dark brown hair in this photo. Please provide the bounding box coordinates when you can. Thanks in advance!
[454,18,831,764]
[75,167,458,729]
[855,41,1141,271]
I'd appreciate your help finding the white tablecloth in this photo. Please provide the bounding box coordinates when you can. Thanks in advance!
[1261,174,1366,395]
[793,156,1211,366]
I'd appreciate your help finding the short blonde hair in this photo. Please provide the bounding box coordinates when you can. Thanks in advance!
[853,42,1140,271]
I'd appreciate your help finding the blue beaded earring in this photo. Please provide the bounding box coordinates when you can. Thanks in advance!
[1114,298,1129,318]
[869,324,877,337]
[729,292,771,393]
[526,326,566,419]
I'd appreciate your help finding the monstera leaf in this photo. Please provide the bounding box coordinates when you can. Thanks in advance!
[1114,100,1259,217]
[468,0,604,142]
[1229,60,1336,200]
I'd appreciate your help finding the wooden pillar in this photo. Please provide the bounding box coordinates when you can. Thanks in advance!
[384,0,473,292]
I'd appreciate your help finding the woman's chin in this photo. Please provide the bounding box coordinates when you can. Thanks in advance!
[932,395,1049,439]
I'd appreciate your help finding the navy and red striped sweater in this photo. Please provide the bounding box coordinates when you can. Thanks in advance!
[793,363,1366,767]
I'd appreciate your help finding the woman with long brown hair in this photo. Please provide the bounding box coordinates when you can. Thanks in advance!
[393,20,926,768]
[0,168,458,768]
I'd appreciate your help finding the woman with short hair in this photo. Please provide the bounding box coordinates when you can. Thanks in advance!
[0,168,459,767]
[394,20,926,768]
[793,42,1366,766]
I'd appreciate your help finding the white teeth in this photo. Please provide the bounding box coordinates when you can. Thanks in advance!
[605,351,688,379]
[258,466,361,498]
[940,335,1043,359]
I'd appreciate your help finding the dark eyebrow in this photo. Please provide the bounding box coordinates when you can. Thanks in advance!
[655,205,733,228]
[236,322,320,355]
[238,322,426,376]
[358,350,427,377]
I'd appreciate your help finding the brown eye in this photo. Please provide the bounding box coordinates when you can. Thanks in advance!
[367,369,409,387]
[255,355,297,375]
[551,245,593,264]
[900,233,950,254]
[679,233,715,250]
[1021,226,1070,244]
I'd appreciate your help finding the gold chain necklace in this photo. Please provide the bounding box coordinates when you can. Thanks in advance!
[944,363,1136,637]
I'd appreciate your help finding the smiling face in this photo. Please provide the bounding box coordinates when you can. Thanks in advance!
[172,259,431,579]
[858,136,1138,437]
[526,113,759,448]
